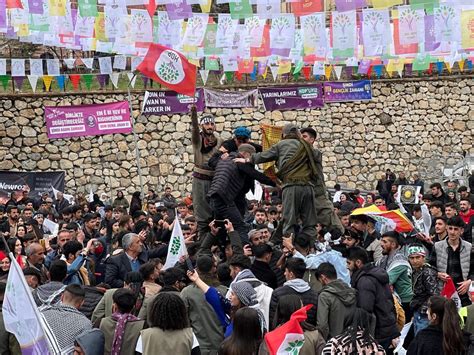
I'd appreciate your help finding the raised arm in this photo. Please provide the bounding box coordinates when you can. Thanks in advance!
[191,105,200,146]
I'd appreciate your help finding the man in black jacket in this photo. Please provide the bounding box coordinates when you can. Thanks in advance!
[347,247,399,352]
[208,144,275,243]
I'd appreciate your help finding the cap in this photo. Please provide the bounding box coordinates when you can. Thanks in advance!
[200,114,215,124]
[234,126,251,138]
[408,245,426,257]
[282,123,298,137]
[238,143,256,155]
[231,281,257,307]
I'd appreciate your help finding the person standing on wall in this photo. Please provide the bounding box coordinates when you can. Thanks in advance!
[190,105,223,238]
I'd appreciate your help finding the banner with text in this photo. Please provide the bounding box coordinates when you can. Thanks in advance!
[204,88,258,108]
[45,102,132,139]
[0,171,65,205]
[323,80,372,102]
[260,84,324,111]
[141,89,205,116]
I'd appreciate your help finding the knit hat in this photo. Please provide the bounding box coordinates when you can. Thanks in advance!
[75,329,105,355]
[231,281,257,307]
[238,143,256,155]
[234,126,251,138]
[282,123,299,137]
[200,114,215,124]
[0,251,7,262]
[408,245,426,257]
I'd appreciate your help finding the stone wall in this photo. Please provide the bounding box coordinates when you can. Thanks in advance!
[0,77,473,197]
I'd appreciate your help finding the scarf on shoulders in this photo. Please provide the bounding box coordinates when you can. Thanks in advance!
[111,312,139,355]
[200,132,218,153]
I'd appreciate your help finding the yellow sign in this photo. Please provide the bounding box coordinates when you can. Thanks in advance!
[461,10,474,49]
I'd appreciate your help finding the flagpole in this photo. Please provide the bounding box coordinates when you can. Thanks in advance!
[127,73,145,200]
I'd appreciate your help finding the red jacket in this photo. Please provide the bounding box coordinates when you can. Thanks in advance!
[460,209,474,225]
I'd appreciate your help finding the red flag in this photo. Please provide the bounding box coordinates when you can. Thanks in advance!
[146,0,157,18]
[264,305,312,355]
[441,277,462,309]
[137,44,197,97]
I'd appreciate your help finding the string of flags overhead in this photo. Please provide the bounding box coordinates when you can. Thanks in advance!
[0,0,474,80]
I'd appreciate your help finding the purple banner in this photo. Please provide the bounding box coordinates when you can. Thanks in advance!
[45,101,132,139]
[142,88,205,116]
[323,80,372,102]
[28,0,43,14]
[166,0,191,20]
[0,0,6,28]
[424,15,440,53]
[260,84,324,111]
[335,0,366,11]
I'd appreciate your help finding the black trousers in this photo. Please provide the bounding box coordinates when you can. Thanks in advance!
[209,194,249,244]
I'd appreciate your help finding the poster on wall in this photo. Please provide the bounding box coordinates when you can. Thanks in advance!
[141,88,205,115]
[44,101,132,139]
[204,88,258,108]
[323,80,372,102]
[260,84,324,111]
[0,171,65,205]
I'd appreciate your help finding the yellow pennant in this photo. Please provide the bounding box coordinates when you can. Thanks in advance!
[386,58,405,73]
[277,61,291,75]
[188,58,200,67]
[445,62,452,73]
[200,0,212,13]
[324,65,332,80]
[458,60,465,72]
[42,76,53,91]
[262,67,268,79]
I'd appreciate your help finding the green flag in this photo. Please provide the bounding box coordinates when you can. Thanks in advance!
[83,74,93,90]
[0,75,9,90]
[230,0,252,19]
[78,0,98,17]
[225,71,234,82]
[205,57,220,71]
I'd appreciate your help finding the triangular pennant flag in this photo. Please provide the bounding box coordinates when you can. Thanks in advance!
[69,74,81,90]
[397,68,404,78]
[436,62,444,74]
[293,61,303,75]
[427,63,433,76]
[0,75,9,90]
[445,62,452,73]
[302,66,311,80]
[373,65,383,79]
[219,73,226,85]
[345,66,353,78]
[97,74,108,89]
[127,73,137,88]
[293,72,300,80]
[324,65,332,80]
[42,76,53,91]
[64,58,75,69]
[405,64,413,76]
[141,74,149,87]
[270,66,278,81]
[250,66,257,81]
[367,66,373,78]
[199,69,209,85]
[82,58,94,69]
[110,73,120,88]
[225,71,234,82]
[235,71,242,81]
[262,67,268,80]
[56,75,66,90]
[200,0,212,13]
[459,60,465,72]
[83,74,93,90]
[13,76,25,89]
[163,214,188,269]
[334,66,343,80]
[27,75,39,92]
[467,60,473,71]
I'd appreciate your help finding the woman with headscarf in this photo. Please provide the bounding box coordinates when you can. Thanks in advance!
[129,192,142,217]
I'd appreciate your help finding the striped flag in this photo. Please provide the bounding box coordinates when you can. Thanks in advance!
[2,253,52,354]
[351,205,414,233]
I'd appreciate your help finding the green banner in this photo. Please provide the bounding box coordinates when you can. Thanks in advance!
[203,24,223,56]
[205,57,220,71]
[78,0,98,17]
[230,0,252,19]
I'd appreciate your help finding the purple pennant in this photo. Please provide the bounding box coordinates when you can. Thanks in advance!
[6,26,17,39]
[166,0,192,20]
[424,15,440,53]
[97,74,107,89]
[13,76,25,89]
[257,60,267,76]
[0,0,6,28]
[141,74,149,87]
[28,0,43,14]
[405,63,413,76]
[335,0,366,12]
[345,66,353,78]
[357,59,371,75]
[71,8,78,29]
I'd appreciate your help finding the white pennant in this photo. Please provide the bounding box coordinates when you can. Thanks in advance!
[64,58,75,69]
[219,73,226,85]
[334,65,343,80]
[82,58,94,69]
[27,75,39,93]
[199,69,209,85]
[127,73,137,88]
[110,73,120,88]
[397,69,403,78]
[270,65,278,81]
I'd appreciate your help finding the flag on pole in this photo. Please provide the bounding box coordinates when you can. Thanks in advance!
[44,218,59,237]
[87,188,94,203]
[264,304,313,355]
[441,277,462,309]
[2,254,52,354]
[163,215,188,270]
[51,186,75,205]
[137,44,197,97]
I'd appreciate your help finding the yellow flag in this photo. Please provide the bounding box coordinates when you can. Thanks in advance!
[262,67,268,79]
[324,65,332,79]
[445,61,452,73]
[461,10,474,49]
[49,0,66,16]
[386,58,405,73]
[95,13,107,42]
[188,58,200,67]
[371,0,402,9]
[18,24,29,36]
[459,60,465,72]
[42,76,53,91]
[277,61,291,75]
[200,0,212,13]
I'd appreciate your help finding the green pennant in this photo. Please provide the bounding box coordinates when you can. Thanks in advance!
[225,71,234,82]
[230,0,252,19]
[293,61,303,75]
[83,74,93,90]
[0,75,10,90]
[205,57,220,71]
[413,55,432,71]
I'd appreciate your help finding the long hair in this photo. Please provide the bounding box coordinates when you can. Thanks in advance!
[124,271,145,316]
[336,308,380,355]
[219,307,262,355]
[428,295,465,354]
[272,294,315,332]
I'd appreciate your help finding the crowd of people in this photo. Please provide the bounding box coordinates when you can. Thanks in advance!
[0,109,473,355]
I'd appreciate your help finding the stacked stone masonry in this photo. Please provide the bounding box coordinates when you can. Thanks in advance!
[0,78,473,196]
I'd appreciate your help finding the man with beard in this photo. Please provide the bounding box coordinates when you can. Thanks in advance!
[191,106,222,238]
[376,231,413,320]
[0,206,19,238]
